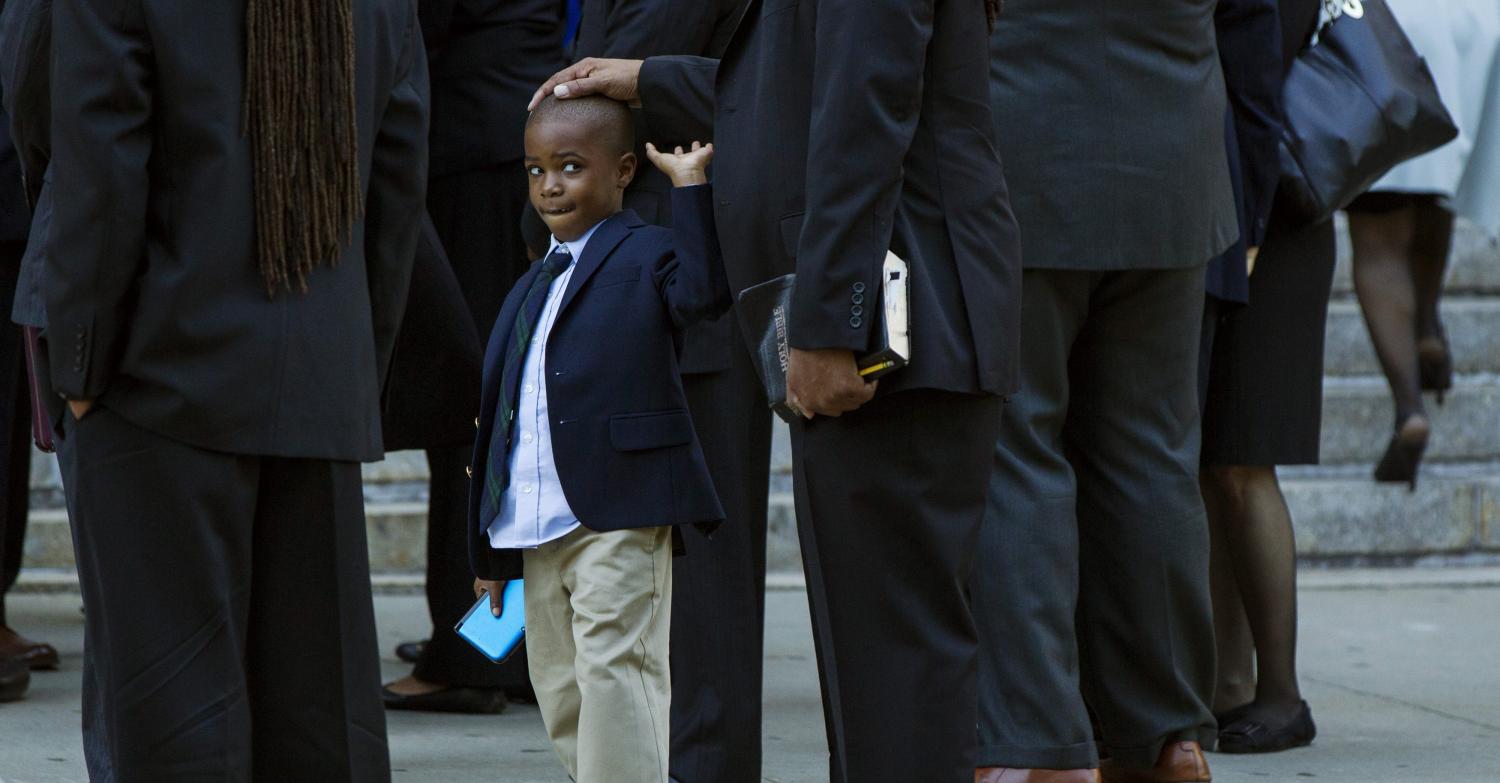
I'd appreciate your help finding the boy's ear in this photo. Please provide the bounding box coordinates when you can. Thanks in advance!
[616,151,638,189]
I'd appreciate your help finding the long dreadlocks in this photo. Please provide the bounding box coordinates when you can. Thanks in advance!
[243,0,362,296]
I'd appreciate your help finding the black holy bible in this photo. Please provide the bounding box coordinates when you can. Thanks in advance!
[736,252,910,422]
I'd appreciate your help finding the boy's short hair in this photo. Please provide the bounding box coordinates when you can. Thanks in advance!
[526,94,635,156]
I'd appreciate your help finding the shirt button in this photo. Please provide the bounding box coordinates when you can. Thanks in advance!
[522,432,534,444]
[521,483,534,494]
[524,384,535,394]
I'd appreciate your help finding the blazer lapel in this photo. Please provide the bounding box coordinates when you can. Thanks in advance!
[554,209,643,320]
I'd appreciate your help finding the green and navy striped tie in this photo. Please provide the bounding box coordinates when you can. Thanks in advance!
[480,245,573,524]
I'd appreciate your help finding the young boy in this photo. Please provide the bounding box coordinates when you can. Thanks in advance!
[468,95,727,783]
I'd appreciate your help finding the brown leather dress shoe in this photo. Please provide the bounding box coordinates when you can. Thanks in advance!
[976,768,1101,783]
[0,626,60,671]
[1100,741,1210,783]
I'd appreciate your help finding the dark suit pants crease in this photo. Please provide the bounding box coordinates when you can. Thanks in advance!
[972,267,1217,770]
[671,322,772,783]
[415,162,534,690]
[1,243,31,626]
[57,407,390,782]
[792,389,1001,783]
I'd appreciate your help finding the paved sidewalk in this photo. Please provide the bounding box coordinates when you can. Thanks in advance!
[2,572,1498,782]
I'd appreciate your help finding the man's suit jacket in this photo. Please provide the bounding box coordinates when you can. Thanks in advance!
[48,0,428,462]
[638,0,1023,396]
[420,0,564,178]
[468,188,730,581]
[561,0,746,374]
[989,0,1239,271]
[0,0,49,328]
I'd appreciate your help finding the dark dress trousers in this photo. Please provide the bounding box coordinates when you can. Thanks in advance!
[47,0,428,777]
[973,0,1238,771]
[637,0,1022,779]
[467,191,732,581]
[0,102,28,630]
[572,4,769,782]
[389,0,562,692]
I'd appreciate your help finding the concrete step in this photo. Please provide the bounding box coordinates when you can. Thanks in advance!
[1331,216,1500,297]
[19,465,1499,579]
[1323,297,1500,377]
[1317,375,1500,466]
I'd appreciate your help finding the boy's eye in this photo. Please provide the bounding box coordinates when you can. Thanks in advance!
[526,165,543,176]
[562,162,582,173]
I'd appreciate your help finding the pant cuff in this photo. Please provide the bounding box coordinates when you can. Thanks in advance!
[976,739,1099,770]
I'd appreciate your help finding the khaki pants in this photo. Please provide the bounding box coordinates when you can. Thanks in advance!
[523,525,673,783]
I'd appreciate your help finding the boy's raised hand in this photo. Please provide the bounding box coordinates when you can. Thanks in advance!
[646,141,713,188]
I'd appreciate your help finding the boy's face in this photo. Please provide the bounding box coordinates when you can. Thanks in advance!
[524,119,636,243]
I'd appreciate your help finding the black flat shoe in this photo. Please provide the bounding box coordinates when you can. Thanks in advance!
[394,640,427,663]
[1218,701,1316,754]
[0,657,29,703]
[382,684,507,714]
[1374,415,1430,491]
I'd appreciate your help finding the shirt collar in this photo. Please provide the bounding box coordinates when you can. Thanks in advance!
[546,215,610,264]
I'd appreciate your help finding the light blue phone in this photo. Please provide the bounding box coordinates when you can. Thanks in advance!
[454,579,525,663]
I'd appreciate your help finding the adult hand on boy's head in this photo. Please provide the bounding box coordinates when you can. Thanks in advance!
[787,348,877,419]
[645,142,713,187]
[529,58,644,111]
[473,578,507,617]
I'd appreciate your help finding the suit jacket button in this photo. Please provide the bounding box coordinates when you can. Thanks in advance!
[851,305,863,317]
[853,282,866,294]
[849,317,862,328]
[852,292,864,305]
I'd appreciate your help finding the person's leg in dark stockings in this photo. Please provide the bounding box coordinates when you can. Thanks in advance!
[1410,202,1455,398]
[1201,473,1256,717]
[1348,207,1431,483]
[1200,465,1303,729]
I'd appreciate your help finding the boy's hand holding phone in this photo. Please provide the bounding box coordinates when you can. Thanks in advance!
[473,577,507,617]
[646,141,713,187]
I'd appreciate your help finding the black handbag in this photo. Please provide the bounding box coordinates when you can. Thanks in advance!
[1278,0,1459,223]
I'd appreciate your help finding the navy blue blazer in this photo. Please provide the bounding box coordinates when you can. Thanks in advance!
[468,185,730,581]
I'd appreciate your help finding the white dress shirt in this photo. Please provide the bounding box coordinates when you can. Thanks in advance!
[486,219,606,549]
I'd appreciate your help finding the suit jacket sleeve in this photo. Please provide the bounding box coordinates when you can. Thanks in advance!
[1216,0,1283,248]
[789,0,933,353]
[654,183,730,328]
[46,0,152,398]
[365,2,430,393]
[638,54,718,146]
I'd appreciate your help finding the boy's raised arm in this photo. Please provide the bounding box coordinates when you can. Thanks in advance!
[647,141,729,328]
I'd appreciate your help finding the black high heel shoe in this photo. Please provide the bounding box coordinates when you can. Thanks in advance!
[1373,414,1430,491]
[1418,332,1453,405]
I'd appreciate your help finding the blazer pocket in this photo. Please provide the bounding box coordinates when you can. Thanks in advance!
[591,266,641,289]
[609,409,694,452]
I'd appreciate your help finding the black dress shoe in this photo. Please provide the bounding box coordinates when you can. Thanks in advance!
[1218,701,1316,754]
[382,684,507,714]
[504,685,538,705]
[394,640,428,663]
[0,657,29,703]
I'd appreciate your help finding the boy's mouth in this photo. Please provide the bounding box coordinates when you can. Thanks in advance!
[540,205,575,217]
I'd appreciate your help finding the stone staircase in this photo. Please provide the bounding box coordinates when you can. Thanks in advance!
[17,220,1500,585]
